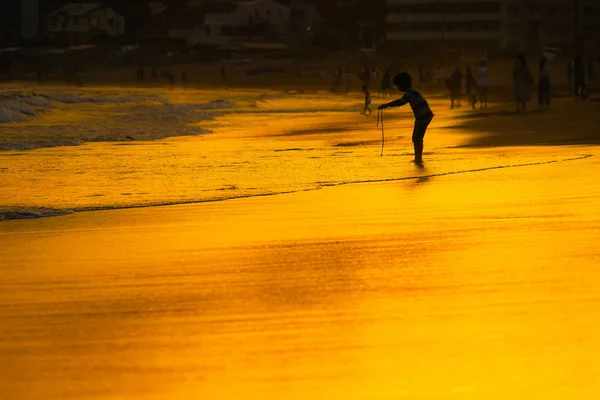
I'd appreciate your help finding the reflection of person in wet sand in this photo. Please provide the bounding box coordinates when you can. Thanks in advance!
[377,72,434,164]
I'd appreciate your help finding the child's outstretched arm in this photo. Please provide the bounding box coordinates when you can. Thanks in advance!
[378,93,409,110]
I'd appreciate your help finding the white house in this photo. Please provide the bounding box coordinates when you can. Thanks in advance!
[46,2,125,41]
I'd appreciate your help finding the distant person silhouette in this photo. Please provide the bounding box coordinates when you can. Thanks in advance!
[451,68,463,106]
[465,66,478,109]
[435,65,445,88]
[573,56,587,100]
[162,69,175,87]
[362,67,371,86]
[477,61,490,108]
[513,54,533,113]
[362,85,372,115]
[379,69,392,97]
[538,57,551,107]
[378,72,434,164]
[445,76,460,109]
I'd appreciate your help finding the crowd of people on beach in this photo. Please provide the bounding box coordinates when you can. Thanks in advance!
[356,53,596,164]
[356,53,595,116]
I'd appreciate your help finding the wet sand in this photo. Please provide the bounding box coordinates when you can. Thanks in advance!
[2,149,600,399]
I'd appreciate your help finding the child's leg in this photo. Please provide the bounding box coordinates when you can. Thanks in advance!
[414,142,423,163]
[412,117,432,162]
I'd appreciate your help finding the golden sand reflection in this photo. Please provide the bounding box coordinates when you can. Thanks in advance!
[1,86,600,399]
[2,154,600,399]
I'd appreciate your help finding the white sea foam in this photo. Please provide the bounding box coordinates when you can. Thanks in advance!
[0,91,171,125]
[0,107,29,123]
[0,90,222,149]
[22,96,55,108]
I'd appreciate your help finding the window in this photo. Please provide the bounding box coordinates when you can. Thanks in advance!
[109,18,115,27]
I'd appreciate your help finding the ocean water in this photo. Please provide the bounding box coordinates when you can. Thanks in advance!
[0,85,589,221]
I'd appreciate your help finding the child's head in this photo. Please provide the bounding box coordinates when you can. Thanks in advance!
[392,72,412,91]
[361,85,368,92]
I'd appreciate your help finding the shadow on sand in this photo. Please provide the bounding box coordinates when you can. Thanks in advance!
[445,100,600,147]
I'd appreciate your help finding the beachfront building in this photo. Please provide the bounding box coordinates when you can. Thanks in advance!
[45,2,125,44]
[386,0,505,52]
[385,0,600,53]
[170,0,292,47]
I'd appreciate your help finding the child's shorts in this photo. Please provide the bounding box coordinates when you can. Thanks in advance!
[412,114,434,143]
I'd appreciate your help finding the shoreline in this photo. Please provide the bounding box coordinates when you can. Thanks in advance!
[0,152,593,223]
